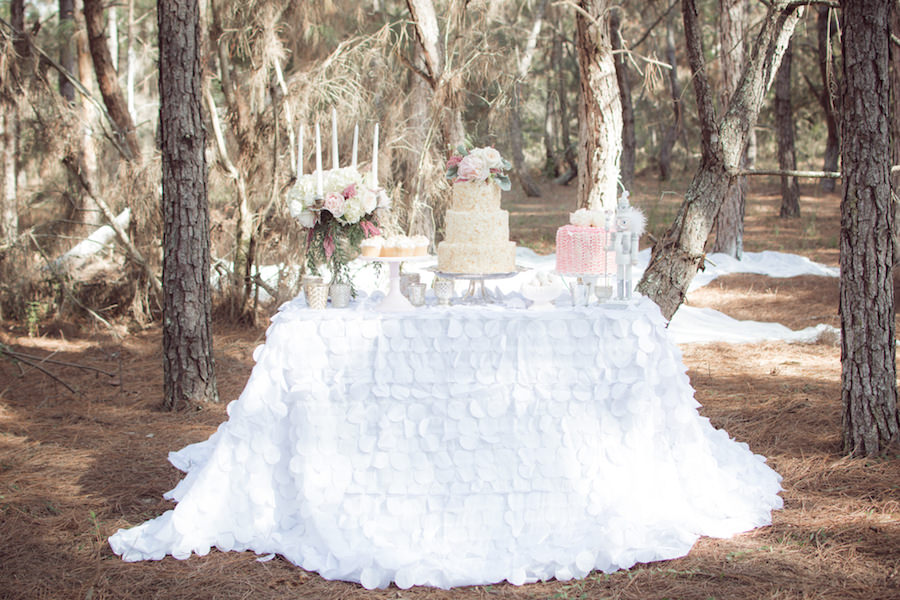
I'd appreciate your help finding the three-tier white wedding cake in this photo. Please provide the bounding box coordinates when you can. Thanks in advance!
[437,146,516,274]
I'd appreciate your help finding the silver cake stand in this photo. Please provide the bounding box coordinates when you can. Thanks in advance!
[430,266,527,305]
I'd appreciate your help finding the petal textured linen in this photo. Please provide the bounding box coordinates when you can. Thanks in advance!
[109,296,782,589]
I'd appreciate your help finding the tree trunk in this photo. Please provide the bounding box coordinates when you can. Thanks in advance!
[552,23,577,181]
[1,0,23,249]
[659,12,682,181]
[839,0,898,456]
[636,0,801,320]
[611,7,634,190]
[83,0,140,160]
[404,0,466,236]
[159,0,219,409]
[75,0,100,226]
[711,0,748,258]
[575,0,622,210]
[890,0,900,261]
[0,105,16,249]
[126,0,136,119]
[543,86,558,177]
[509,0,548,198]
[59,0,76,103]
[775,39,800,218]
[817,6,841,193]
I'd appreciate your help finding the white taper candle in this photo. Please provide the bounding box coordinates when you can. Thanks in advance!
[331,108,339,170]
[297,124,304,176]
[351,123,359,170]
[315,123,323,197]
[372,122,379,188]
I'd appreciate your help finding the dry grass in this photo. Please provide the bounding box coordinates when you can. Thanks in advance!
[2,177,900,600]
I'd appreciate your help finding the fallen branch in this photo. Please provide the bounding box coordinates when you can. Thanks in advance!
[62,156,162,297]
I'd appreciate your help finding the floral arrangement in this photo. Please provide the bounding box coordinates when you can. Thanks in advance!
[445,145,512,191]
[287,167,389,282]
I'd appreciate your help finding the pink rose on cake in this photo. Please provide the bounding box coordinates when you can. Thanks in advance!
[457,153,491,182]
[445,143,513,191]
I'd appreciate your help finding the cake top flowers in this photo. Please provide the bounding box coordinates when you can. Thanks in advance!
[445,144,512,191]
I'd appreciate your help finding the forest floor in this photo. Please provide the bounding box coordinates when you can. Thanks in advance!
[2,175,899,600]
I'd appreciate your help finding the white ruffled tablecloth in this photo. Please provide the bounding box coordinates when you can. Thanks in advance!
[109,294,782,589]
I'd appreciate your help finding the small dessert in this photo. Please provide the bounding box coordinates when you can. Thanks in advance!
[412,235,429,256]
[360,235,383,257]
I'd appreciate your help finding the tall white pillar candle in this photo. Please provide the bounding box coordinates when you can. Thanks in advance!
[372,122,379,188]
[351,123,359,170]
[315,123,324,197]
[331,108,339,170]
[297,124,304,176]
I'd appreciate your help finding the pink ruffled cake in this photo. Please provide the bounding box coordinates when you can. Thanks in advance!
[555,209,615,275]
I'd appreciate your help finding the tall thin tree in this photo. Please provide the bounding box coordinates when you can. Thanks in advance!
[775,38,800,218]
[575,0,622,210]
[839,0,898,456]
[636,0,801,320]
[711,0,749,258]
[159,0,219,409]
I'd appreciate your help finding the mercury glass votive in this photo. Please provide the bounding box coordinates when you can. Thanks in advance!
[400,273,420,297]
[307,282,330,310]
[330,282,352,308]
[408,282,426,307]
[434,278,454,305]
[302,275,323,305]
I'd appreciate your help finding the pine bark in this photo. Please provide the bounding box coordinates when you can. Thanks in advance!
[817,6,841,193]
[775,39,800,218]
[636,0,800,320]
[611,7,635,190]
[59,0,76,103]
[159,0,219,409]
[711,0,748,258]
[839,0,898,456]
[575,0,622,210]
[659,13,682,181]
[83,0,140,160]
[1,0,23,248]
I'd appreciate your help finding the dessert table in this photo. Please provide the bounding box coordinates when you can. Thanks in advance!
[109,293,782,590]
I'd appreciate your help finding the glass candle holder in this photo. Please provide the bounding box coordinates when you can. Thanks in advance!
[400,272,420,297]
[307,282,329,309]
[330,282,352,308]
[302,275,323,305]
[572,282,590,307]
[407,282,426,307]
[434,278,454,305]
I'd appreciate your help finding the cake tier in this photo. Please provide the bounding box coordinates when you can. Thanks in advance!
[444,209,510,244]
[555,225,615,274]
[437,241,516,274]
[451,180,501,211]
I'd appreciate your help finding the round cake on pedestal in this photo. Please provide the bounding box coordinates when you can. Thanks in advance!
[437,180,516,274]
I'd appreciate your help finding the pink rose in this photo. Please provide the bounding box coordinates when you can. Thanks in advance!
[323,191,345,218]
[342,183,357,199]
[457,154,490,181]
[446,155,462,169]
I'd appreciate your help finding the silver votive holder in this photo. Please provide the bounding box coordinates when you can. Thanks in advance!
[407,282,427,307]
[400,272,420,297]
[306,282,329,309]
[302,275,323,304]
[330,282,352,308]
[434,278,454,305]
[572,282,590,307]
